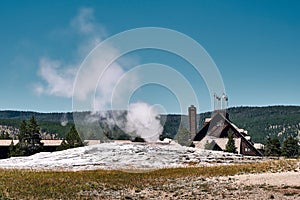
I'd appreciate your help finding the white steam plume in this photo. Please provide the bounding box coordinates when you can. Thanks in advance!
[35,7,163,139]
[126,102,163,142]
[36,58,76,98]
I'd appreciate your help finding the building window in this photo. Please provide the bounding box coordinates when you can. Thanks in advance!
[245,147,250,152]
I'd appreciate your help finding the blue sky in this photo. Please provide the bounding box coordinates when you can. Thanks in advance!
[0,0,299,113]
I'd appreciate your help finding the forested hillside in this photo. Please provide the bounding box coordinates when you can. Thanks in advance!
[228,106,300,143]
[0,106,299,144]
[0,111,73,122]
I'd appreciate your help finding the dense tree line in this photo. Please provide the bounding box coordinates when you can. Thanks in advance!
[264,136,299,158]
[6,117,84,158]
[0,111,74,122]
[229,106,300,143]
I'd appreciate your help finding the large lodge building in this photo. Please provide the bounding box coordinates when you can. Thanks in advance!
[189,105,263,156]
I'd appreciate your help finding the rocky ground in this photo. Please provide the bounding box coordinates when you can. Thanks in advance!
[78,171,300,200]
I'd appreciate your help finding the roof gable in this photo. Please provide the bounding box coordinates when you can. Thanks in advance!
[193,111,263,156]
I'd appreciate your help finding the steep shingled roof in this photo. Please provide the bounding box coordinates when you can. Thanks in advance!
[193,111,263,156]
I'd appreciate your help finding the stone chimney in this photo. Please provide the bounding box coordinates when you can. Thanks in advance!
[188,105,197,140]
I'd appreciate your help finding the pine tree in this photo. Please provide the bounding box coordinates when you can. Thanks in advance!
[264,137,272,156]
[264,137,281,156]
[66,125,83,148]
[12,120,29,157]
[8,140,16,157]
[18,120,28,143]
[281,136,299,158]
[28,116,39,145]
[27,116,43,154]
[226,131,237,153]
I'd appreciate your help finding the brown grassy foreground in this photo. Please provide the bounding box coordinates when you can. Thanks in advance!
[0,159,299,199]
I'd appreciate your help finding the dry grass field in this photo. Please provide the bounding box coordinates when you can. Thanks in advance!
[0,159,299,199]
